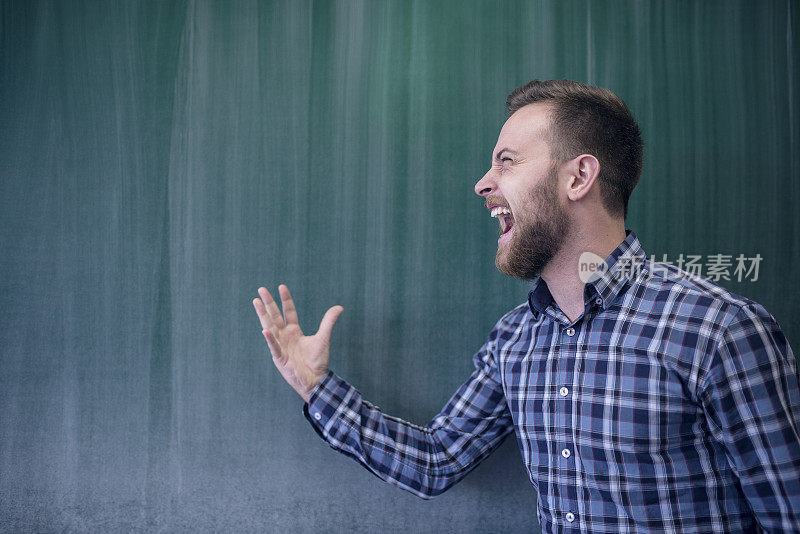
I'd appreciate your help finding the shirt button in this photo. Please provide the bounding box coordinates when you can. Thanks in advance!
[565,327,575,336]
[314,412,321,421]
[565,512,575,522]
[595,297,603,306]
[561,448,571,458]
[559,386,569,397]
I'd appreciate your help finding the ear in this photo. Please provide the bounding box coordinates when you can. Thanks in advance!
[565,154,600,202]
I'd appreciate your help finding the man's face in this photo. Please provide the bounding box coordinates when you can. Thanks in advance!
[474,103,572,279]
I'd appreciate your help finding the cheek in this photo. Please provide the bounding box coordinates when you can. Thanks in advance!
[511,191,536,218]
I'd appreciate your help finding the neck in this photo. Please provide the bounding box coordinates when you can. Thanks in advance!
[540,223,627,323]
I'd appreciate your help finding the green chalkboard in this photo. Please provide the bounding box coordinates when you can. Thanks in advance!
[1,0,798,531]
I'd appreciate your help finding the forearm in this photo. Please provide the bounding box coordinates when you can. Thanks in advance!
[303,369,513,499]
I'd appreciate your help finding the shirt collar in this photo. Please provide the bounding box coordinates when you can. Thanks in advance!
[527,229,647,319]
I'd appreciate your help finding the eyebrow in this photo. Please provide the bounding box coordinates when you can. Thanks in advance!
[493,148,520,162]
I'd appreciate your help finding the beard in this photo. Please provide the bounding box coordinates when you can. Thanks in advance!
[496,166,572,280]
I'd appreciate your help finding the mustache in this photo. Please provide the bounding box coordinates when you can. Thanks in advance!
[484,196,511,210]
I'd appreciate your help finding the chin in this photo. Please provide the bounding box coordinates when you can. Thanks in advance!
[495,250,519,279]
[495,240,548,281]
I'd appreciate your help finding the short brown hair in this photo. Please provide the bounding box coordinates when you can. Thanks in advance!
[506,79,643,219]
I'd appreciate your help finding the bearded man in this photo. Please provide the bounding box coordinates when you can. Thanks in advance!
[253,79,800,532]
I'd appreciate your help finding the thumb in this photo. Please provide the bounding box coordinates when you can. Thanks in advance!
[317,305,344,340]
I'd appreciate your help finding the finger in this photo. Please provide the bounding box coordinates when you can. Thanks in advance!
[317,305,344,341]
[252,297,273,331]
[262,329,285,364]
[258,287,285,328]
[278,284,299,326]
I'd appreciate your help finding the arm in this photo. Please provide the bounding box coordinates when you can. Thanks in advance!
[302,332,514,499]
[699,303,800,532]
[253,285,514,498]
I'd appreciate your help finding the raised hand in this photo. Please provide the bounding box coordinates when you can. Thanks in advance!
[253,285,344,403]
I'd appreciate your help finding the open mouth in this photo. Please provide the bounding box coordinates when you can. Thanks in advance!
[490,206,514,239]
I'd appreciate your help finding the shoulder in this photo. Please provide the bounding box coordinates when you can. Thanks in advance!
[475,302,533,358]
[489,302,536,341]
[640,260,761,326]
[497,301,533,328]
[645,261,792,380]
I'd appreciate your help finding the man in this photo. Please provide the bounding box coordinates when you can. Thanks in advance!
[253,80,800,532]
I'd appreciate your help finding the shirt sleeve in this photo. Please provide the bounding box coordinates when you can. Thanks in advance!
[301,324,515,499]
[699,302,800,532]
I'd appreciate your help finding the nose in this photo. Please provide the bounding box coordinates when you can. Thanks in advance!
[474,169,496,197]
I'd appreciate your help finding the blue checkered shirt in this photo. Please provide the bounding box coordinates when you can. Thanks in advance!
[303,230,800,532]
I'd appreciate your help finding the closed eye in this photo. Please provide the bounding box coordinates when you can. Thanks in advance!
[493,148,520,164]
[491,152,516,170]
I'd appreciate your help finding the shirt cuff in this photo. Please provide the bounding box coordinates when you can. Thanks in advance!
[302,369,357,440]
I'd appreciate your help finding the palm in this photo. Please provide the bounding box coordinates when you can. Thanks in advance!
[253,285,343,402]
[273,323,327,383]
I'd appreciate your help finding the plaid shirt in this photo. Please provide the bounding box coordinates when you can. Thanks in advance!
[303,230,800,533]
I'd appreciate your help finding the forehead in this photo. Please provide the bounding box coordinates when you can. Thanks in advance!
[495,102,553,155]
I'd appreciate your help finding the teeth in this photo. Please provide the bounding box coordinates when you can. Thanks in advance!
[490,206,511,218]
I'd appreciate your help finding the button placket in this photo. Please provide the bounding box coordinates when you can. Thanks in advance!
[553,321,580,523]
[556,323,579,525]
